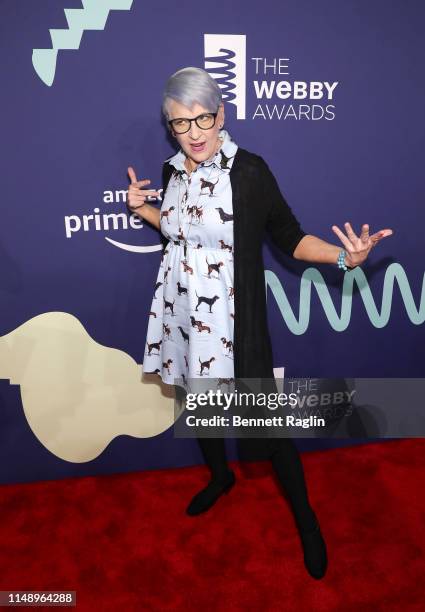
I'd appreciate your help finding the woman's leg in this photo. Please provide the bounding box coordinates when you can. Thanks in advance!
[176,386,231,480]
[269,437,328,578]
[177,384,235,514]
[197,437,231,480]
[269,437,316,532]
[186,437,235,516]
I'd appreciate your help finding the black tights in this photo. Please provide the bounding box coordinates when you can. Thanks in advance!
[197,436,316,531]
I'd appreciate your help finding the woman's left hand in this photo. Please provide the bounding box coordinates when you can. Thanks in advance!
[331,222,393,268]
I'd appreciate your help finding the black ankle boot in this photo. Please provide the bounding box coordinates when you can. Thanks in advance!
[298,512,328,579]
[186,470,236,516]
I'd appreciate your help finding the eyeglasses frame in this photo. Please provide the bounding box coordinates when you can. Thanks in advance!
[168,111,219,134]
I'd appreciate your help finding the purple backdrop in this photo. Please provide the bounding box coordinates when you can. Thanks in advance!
[1,0,424,484]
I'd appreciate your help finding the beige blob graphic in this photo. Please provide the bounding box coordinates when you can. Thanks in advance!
[0,312,178,462]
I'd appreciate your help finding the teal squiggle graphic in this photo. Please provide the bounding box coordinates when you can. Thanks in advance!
[32,0,134,86]
[265,263,425,335]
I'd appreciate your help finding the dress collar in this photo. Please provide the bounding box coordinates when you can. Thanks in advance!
[164,129,238,173]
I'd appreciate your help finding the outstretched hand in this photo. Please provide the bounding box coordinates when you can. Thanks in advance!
[127,166,161,212]
[332,222,393,268]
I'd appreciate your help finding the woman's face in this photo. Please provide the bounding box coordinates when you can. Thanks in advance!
[167,99,225,167]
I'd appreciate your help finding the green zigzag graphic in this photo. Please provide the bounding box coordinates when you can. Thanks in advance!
[32,0,134,86]
[265,263,425,335]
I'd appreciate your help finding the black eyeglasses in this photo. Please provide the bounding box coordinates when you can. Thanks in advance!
[168,112,218,134]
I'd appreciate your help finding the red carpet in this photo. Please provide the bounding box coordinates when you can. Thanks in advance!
[0,439,424,611]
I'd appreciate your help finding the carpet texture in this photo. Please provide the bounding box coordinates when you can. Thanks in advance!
[0,439,424,611]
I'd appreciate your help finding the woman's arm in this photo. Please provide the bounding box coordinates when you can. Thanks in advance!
[293,222,393,268]
[262,158,307,257]
[133,202,161,231]
[293,235,343,264]
[261,158,393,268]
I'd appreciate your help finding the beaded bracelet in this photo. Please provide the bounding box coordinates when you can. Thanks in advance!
[337,249,353,271]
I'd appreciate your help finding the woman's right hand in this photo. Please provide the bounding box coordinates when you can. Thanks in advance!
[127,166,161,212]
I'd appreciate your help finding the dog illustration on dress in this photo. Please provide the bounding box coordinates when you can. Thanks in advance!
[215,208,233,223]
[177,281,188,296]
[172,169,185,181]
[164,297,176,316]
[181,188,188,211]
[160,206,175,224]
[219,239,232,253]
[200,177,219,196]
[217,377,235,391]
[177,326,190,344]
[163,323,172,340]
[221,337,234,358]
[163,266,172,284]
[195,291,220,313]
[218,239,233,263]
[189,315,211,334]
[205,257,224,279]
[163,359,173,375]
[198,356,216,375]
[187,204,204,223]
[181,260,194,274]
[195,321,211,334]
[190,315,203,329]
[146,340,162,356]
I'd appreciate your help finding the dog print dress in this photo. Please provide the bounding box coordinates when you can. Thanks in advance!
[143,129,238,390]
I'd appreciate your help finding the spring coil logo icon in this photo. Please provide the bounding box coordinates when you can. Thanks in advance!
[205,48,237,104]
[204,34,246,119]
[265,263,425,335]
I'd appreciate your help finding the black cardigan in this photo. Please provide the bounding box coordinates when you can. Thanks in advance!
[161,146,306,382]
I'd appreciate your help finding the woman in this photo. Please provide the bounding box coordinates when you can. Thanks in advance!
[127,67,393,580]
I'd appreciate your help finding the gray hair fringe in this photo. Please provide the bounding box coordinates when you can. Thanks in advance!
[162,67,222,119]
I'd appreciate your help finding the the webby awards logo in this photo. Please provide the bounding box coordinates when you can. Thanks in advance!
[204,34,338,121]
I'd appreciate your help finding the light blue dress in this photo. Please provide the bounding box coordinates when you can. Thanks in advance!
[143,129,238,388]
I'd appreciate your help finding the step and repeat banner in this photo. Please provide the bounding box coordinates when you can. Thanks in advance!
[1,0,424,484]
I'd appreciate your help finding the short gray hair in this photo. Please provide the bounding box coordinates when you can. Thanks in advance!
[162,67,222,120]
